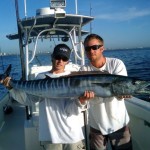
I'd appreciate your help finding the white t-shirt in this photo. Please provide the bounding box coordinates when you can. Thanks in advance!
[80,57,130,135]
[10,71,85,143]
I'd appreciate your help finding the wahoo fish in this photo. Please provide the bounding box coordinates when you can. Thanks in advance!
[0,65,150,98]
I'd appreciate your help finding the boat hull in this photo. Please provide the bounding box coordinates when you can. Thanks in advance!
[0,93,9,130]
[125,97,150,150]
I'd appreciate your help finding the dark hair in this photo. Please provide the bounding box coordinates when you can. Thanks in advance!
[84,33,104,46]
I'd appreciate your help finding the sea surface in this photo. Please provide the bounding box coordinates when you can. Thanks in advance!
[0,48,150,101]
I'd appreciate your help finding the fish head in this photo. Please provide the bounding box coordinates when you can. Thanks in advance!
[132,80,150,95]
[112,76,150,96]
[112,77,136,95]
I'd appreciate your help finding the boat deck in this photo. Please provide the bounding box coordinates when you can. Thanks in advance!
[0,101,25,150]
[0,96,150,150]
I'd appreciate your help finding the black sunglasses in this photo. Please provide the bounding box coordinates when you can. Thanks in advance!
[54,55,69,62]
[85,45,103,52]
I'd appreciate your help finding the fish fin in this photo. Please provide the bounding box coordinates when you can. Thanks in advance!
[65,70,110,77]
[0,64,12,80]
[45,75,52,79]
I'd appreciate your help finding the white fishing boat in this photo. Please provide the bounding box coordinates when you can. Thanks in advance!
[0,0,150,150]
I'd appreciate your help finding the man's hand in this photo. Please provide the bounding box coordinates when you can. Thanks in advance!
[1,77,12,90]
[79,91,95,104]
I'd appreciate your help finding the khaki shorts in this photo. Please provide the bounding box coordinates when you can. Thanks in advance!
[41,140,85,150]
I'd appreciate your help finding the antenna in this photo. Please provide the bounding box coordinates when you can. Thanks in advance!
[24,0,27,17]
[90,3,92,33]
[75,0,78,14]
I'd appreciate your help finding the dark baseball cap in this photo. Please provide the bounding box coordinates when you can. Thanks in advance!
[52,44,71,60]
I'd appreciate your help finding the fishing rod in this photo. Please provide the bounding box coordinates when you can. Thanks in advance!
[0,47,5,72]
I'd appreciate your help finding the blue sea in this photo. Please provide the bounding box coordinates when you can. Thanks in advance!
[0,48,150,101]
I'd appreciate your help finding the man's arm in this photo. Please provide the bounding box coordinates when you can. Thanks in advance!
[1,77,38,105]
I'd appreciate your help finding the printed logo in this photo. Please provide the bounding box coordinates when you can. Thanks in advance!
[60,48,67,52]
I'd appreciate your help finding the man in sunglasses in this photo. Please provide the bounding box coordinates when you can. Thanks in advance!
[2,44,86,150]
[79,34,132,150]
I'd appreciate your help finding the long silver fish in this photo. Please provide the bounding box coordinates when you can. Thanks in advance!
[0,65,150,98]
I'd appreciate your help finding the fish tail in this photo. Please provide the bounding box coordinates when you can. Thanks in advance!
[0,64,12,81]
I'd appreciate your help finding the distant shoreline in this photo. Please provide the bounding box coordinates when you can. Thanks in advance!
[106,47,150,51]
[1,47,150,56]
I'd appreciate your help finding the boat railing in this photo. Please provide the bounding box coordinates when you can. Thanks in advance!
[29,28,83,64]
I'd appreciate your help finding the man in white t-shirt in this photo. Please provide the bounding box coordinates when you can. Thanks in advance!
[79,34,132,150]
[2,44,86,150]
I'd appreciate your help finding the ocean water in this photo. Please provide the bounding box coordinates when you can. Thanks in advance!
[104,48,150,80]
[0,48,150,101]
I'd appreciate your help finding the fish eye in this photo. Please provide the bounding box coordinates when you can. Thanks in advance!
[148,85,150,88]
[132,80,137,85]
[133,81,141,85]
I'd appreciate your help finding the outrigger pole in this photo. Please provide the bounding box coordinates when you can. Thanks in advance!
[14,0,31,120]
[14,0,26,80]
